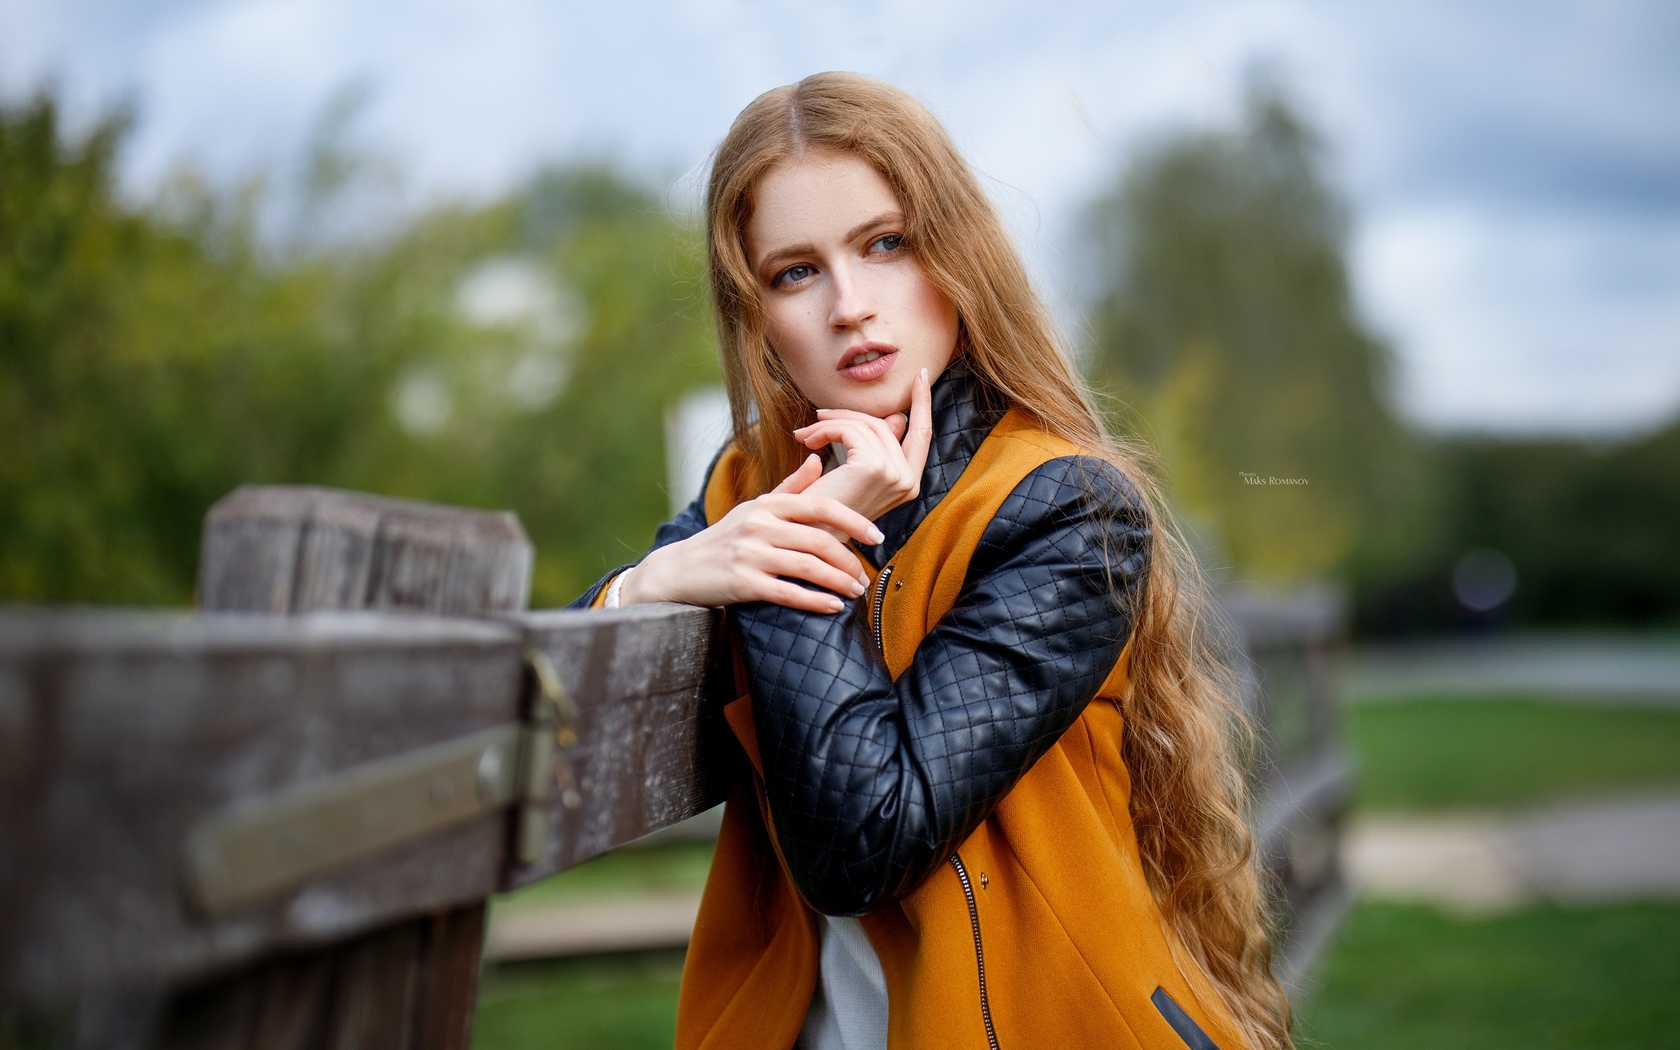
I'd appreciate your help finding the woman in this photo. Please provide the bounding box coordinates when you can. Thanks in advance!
[573,72,1290,1050]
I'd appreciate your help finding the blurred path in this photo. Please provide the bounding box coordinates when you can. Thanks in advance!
[1348,633,1680,705]
[481,793,1680,959]
[481,810,722,962]
[484,890,702,962]
[1344,790,1680,913]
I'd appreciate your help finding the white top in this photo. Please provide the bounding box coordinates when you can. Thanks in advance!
[797,915,890,1050]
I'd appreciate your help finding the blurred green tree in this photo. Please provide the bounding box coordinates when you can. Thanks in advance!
[0,93,716,608]
[1082,83,1425,584]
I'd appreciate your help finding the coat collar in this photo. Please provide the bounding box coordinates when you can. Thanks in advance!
[861,356,1008,569]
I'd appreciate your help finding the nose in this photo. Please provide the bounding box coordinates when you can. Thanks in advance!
[827,262,875,331]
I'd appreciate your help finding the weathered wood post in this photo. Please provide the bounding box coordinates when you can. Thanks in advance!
[0,485,730,1050]
[160,485,534,1050]
[1225,585,1355,989]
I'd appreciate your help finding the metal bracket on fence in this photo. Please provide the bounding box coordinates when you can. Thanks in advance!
[518,647,583,865]
[182,649,580,916]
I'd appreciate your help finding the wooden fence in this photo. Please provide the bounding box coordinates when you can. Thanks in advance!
[0,486,1351,1049]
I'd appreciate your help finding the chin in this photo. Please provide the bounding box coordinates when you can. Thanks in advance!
[855,390,913,418]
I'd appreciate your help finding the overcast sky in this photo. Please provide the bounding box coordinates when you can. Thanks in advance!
[4,0,1677,435]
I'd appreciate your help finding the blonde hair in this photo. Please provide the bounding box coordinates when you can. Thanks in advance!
[706,71,1291,1050]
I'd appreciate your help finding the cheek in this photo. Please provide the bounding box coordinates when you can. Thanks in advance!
[764,304,823,373]
[911,273,959,342]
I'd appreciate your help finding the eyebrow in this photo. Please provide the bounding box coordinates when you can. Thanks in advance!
[754,211,904,279]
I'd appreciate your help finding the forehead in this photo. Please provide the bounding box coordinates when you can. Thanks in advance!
[746,153,902,262]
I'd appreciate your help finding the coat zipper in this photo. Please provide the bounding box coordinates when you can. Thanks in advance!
[950,853,1000,1050]
[882,569,997,1048]
[871,564,895,656]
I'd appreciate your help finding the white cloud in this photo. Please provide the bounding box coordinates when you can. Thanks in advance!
[5,0,1677,434]
[1355,205,1680,433]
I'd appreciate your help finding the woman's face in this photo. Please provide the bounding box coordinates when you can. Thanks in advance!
[745,152,960,417]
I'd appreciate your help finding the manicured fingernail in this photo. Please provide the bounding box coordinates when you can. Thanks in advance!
[828,597,844,612]
[867,527,885,544]
[849,578,865,596]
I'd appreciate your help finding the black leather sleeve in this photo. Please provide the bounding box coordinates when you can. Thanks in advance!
[566,448,723,609]
[731,455,1151,916]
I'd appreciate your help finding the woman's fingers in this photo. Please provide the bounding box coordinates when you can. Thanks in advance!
[813,406,906,430]
[814,408,907,440]
[798,409,899,443]
[764,579,848,614]
[793,420,896,466]
[773,453,824,494]
[764,494,883,547]
[623,494,878,612]
[900,367,934,482]
[761,516,870,581]
[761,547,867,598]
[792,419,889,458]
[795,419,917,496]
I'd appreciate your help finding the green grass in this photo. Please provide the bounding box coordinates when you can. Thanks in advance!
[1296,901,1680,1050]
[472,953,684,1050]
[471,901,1680,1050]
[1347,697,1680,811]
[471,844,707,1049]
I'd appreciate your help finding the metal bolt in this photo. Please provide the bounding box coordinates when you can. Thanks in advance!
[476,747,507,803]
[979,872,989,890]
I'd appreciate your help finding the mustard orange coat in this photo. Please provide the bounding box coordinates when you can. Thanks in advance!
[671,407,1249,1050]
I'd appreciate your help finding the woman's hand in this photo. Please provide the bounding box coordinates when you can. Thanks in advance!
[617,455,884,614]
[792,367,934,522]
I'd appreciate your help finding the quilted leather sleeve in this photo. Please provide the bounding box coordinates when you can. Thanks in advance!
[732,455,1151,916]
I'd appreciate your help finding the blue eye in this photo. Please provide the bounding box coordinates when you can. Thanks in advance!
[870,233,904,253]
[773,263,815,288]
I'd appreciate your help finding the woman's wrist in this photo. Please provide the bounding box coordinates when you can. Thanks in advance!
[615,563,649,606]
[604,568,631,608]
[616,545,676,606]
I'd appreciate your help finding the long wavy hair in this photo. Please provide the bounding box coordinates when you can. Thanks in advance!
[705,71,1291,1050]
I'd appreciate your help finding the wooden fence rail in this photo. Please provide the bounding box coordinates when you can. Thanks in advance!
[0,486,1349,1049]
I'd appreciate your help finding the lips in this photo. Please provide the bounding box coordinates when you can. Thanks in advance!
[837,341,898,381]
